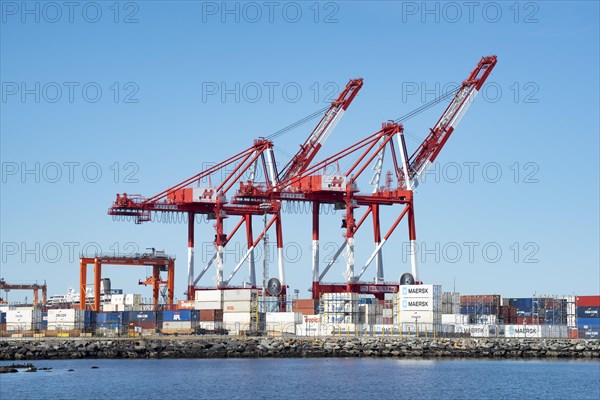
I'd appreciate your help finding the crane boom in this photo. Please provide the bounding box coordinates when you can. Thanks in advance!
[278,78,363,182]
[406,55,497,188]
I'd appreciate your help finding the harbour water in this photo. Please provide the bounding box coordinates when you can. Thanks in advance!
[1,358,599,399]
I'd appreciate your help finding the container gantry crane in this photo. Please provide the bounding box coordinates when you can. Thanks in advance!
[0,278,47,307]
[79,249,175,311]
[235,55,497,300]
[108,79,363,300]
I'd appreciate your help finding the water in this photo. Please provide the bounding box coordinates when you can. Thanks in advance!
[1,358,599,400]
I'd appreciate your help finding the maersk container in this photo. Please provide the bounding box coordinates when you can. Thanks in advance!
[577,307,600,319]
[576,318,600,329]
[162,310,200,322]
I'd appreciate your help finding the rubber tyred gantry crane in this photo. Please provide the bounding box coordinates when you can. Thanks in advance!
[0,279,47,307]
[108,79,363,300]
[235,55,497,300]
[79,251,175,311]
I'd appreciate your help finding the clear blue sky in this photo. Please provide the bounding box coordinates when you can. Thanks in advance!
[1,1,598,302]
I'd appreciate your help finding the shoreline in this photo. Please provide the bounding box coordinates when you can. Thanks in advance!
[1,337,598,360]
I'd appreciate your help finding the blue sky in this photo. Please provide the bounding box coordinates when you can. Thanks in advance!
[1,1,598,302]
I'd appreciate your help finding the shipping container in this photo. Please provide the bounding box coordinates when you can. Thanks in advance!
[223,301,255,313]
[177,300,196,310]
[199,309,223,322]
[576,296,600,307]
[97,312,123,324]
[222,289,258,302]
[195,289,223,302]
[124,311,157,322]
[400,285,441,299]
[0,312,5,324]
[578,328,600,339]
[266,312,302,324]
[576,318,600,329]
[162,310,200,322]
[460,295,501,305]
[576,307,600,319]
[568,328,579,339]
[516,317,545,325]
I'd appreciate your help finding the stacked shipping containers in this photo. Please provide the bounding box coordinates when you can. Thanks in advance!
[576,296,600,339]
[398,285,442,332]
[460,295,501,316]
[162,310,201,334]
[321,293,360,324]
[221,289,263,334]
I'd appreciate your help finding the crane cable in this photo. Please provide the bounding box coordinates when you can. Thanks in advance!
[264,88,459,142]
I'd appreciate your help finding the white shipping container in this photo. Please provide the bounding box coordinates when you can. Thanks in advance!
[222,289,258,302]
[266,312,301,324]
[398,309,441,324]
[196,301,222,310]
[47,322,84,331]
[195,289,223,302]
[47,309,84,323]
[223,312,253,323]
[454,324,492,337]
[505,325,543,338]
[162,321,197,330]
[7,309,41,323]
[399,285,441,299]
[399,297,441,312]
[472,315,498,325]
[223,301,253,313]
[567,315,576,327]
[441,314,470,325]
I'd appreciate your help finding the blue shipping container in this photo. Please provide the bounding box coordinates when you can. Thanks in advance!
[510,298,533,308]
[577,307,600,319]
[124,311,157,322]
[577,318,600,329]
[460,305,499,315]
[97,312,123,324]
[0,312,5,324]
[578,329,600,339]
[41,312,48,329]
[162,310,200,322]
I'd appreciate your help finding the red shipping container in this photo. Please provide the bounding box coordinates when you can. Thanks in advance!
[295,308,316,315]
[576,296,600,307]
[568,328,578,339]
[200,309,223,322]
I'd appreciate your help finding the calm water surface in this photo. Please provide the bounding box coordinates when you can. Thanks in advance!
[1,358,599,400]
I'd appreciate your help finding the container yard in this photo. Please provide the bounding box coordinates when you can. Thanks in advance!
[0,56,597,342]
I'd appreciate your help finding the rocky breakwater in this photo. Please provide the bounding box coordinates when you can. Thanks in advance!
[1,338,599,360]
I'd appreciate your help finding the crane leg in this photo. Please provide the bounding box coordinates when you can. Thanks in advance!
[312,201,320,288]
[93,260,101,312]
[373,204,384,284]
[80,260,87,310]
[187,212,195,300]
[408,199,419,281]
